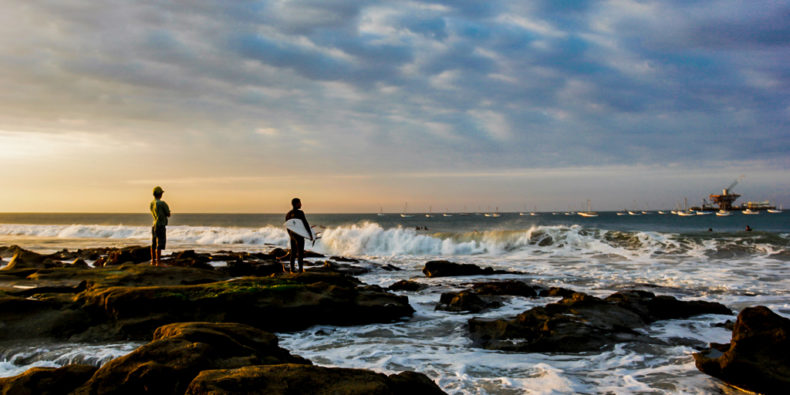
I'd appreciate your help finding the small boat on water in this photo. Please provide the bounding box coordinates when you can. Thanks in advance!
[696,210,713,216]
[767,205,783,214]
[716,210,731,216]
[677,210,695,216]
[742,209,759,215]
[657,211,666,215]
[578,200,598,217]
[628,211,641,216]
[616,210,627,216]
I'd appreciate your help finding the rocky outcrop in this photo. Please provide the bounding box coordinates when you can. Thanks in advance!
[0,246,61,270]
[422,260,514,277]
[185,364,446,395]
[71,272,414,341]
[0,364,97,395]
[97,246,152,266]
[436,291,502,313]
[471,280,540,297]
[469,291,732,353]
[694,306,790,394]
[388,280,428,292]
[75,322,309,394]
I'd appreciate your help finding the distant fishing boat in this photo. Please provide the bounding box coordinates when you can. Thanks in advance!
[616,210,627,216]
[377,206,385,216]
[677,198,695,216]
[716,210,731,216]
[767,204,782,214]
[742,209,759,215]
[657,211,666,215]
[628,211,641,216]
[425,206,433,218]
[696,210,713,216]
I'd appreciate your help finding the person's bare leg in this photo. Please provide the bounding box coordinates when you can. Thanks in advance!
[151,246,156,266]
[155,249,162,266]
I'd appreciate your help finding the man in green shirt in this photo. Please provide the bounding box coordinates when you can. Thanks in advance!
[150,186,171,266]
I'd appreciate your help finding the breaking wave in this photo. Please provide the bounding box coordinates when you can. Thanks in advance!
[0,222,786,260]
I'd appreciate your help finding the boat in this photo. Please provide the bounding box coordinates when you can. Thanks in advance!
[578,200,598,217]
[696,210,713,216]
[400,203,413,218]
[628,211,641,216]
[677,198,695,216]
[616,211,627,216]
[377,206,385,216]
[425,206,433,218]
[767,204,783,214]
[657,211,666,215]
[716,210,731,216]
[742,209,759,215]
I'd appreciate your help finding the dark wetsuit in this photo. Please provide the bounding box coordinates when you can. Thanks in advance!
[285,209,312,272]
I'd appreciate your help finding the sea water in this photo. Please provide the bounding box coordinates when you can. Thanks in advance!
[0,212,788,393]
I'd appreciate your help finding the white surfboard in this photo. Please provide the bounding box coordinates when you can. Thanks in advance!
[284,218,317,240]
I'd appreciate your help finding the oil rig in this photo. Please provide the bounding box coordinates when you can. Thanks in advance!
[693,177,776,212]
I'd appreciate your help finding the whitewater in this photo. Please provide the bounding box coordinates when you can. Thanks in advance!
[1,212,789,393]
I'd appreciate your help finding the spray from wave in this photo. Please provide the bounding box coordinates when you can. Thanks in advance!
[0,222,785,260]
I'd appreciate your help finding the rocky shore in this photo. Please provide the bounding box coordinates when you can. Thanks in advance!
[1,247,789,393]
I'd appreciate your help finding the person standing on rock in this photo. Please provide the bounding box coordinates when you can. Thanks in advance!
[150,186,171,266]
[285,197,312,273]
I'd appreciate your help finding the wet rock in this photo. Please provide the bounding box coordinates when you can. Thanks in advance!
[471,280,539,297]
[0,364,97,395]
[436,291,502,313]
[539,287,577,298]
[388,280,428,292]
[0,246,59,270]
[167,250,214,270]
[73,272,414,341]
[422,261,512,277]
[76,322,309,395]
[605,290,732,322]
[308,260,370,276]
[185,364,446,395]
[469,291,731,353]
[220,260,285,277]
[68,258,90,269]
[103,246,151,266]
[694,306,790,394]
[330,256,359,263]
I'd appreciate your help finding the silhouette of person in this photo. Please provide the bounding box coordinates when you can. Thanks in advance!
[285,198,312,273]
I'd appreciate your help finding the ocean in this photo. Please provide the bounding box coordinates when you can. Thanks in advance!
[1,211,789,393]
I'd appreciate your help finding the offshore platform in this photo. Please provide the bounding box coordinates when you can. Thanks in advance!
[693,177,776,212]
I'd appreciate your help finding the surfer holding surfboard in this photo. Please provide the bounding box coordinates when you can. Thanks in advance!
[284,197,313,273]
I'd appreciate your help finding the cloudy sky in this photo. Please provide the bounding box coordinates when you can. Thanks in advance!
[0,0,788,213]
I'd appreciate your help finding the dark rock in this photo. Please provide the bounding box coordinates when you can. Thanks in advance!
[67,258,89,269]
[471,281,539,297]
[103,246,151,266]
[185,364,446,395]
[307,260,370,276]
[469,291,731,353]
[436,291,502,313]
[72,272,414,341]
[380,263,401,271]
[168,250,213,270]
[330,256,359,263]
[220,260,284,277]
[605,290,732,322]
[539,287,577,298]
[76,322,309,395]
[0,364,97,395]
[422,260,511,277]
[0,247,53,270]
[694,306,790,394]
[388,280,428,292]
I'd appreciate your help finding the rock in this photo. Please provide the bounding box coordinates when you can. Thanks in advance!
[185,364,446,395]
[694,306,790,394]
[0,294,90,340]
[471,280,539,297]
[220,260,283,277]
[388,280,428,292]
[69,258,90,269]
[168,250,214,270]
[436,291,501,313]
[330,256,359,263]
[539,287,577,298]
[0,247,55,270]
[73,272,414,340]
[469,291,731,353]
[76,322,309,395]
[605,290,732,322]
[422,261,511,277]
[103,246,151,266]
[308,260,370,276]
[0,364,97,395]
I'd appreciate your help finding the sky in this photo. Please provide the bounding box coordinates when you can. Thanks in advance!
[0,0,788,213]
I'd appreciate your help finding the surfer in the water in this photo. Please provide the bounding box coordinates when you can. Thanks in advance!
[285,197,312,273]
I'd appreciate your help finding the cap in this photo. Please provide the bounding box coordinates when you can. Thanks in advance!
[153,186,164,195]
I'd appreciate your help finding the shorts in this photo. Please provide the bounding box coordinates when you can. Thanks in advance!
[152,225,166,250]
